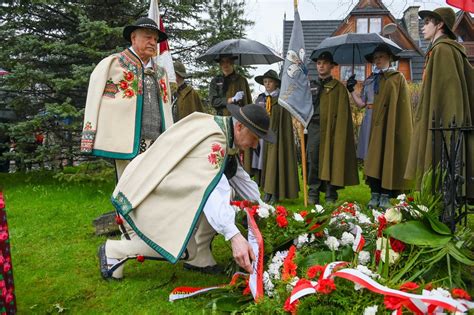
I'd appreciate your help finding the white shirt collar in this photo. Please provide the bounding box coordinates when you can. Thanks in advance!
[129,47,154,69]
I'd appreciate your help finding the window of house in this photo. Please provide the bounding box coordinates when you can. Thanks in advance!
[356,17,382,34]
[340,65,366,81]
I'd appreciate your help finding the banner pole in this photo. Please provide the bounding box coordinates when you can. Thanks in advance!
[298,122,308,207]
[294,0,298,9]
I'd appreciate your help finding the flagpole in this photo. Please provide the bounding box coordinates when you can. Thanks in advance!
[293,0,308,207]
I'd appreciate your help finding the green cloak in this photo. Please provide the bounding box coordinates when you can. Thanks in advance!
[176,84,204,121]
[319,79,359,187]
[209,72,252,116]
[365,70,413,190]
[261,95,300,199]
[404,36,474,198]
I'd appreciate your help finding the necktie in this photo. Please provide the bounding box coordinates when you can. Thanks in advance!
[266,95,272,115]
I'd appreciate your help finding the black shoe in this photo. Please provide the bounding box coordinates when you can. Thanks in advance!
[98,243,112,280]
[308,196,319,205]
[269,194,279,205]
[183,263,224,275]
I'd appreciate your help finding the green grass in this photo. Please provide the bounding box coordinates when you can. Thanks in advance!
[1,170,470,313]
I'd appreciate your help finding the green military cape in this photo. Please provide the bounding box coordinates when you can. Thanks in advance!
[262,96,300,199]
[111,113,230,263]
[365,70,413,190]
[209,72,252,116]
[319,79,359,187]
[405,37,474,197]
[176,84,204,121]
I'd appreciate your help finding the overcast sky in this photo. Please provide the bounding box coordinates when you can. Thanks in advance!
[243,0,456,93]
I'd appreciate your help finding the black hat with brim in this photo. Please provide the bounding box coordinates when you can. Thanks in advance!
[364,43,400,63]
[227,104,276,144]
[123,17,168,43]
[255,69,281,86]
[311,51,338,65]
[419,7,456,40]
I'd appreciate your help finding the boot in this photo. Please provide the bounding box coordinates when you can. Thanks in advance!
[269,194,279,205]
[262,193,272,203]
[325,185,338,204]
[378,194,391,210]
[367,193,380,209]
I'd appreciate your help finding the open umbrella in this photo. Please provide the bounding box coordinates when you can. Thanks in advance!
[310,33,402,65]
[447,0,474,13]
[197,38,283,65]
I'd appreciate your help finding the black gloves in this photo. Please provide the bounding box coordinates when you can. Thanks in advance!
[346,74,357,93]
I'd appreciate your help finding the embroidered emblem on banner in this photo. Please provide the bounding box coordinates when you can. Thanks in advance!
[208,143,225,169]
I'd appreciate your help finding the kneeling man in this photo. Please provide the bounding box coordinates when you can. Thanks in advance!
[99,104,275,279]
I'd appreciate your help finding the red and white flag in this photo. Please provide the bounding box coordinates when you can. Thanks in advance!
[148,0,176,84]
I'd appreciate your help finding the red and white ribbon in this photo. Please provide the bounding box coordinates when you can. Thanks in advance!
[352,225,365,253]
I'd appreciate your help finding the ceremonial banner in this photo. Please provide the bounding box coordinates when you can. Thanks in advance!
[148,0,176,84]
[278,8,313,127]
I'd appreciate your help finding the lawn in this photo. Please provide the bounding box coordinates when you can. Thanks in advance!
[1,169,469,313]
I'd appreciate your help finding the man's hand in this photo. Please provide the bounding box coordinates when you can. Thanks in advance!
[232,91,245,103]
[230,233,255,273]
[346,74,357,93]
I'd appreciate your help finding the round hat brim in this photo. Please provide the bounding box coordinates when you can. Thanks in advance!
[255,75,281,86]
[175,70,191,79]
[227,104,276,144]
[123,25,168,43]
[418,10,456,39]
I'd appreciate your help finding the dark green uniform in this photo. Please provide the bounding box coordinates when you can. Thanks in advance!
[209,72,252,116]
[174,83,204,122]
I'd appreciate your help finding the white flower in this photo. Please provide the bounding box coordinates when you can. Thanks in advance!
[257,206,270,218]
[267,250,288,280]
[356,212,372,225]
[376,237,386,251]
[363,305,378,315]
[418,205,429,213]
[324,236,340,251]
[356,265,380,279]
[309,234,316,243]
[340,232,355,246]
[294,233,309,249]
[263,271,275,296]
[314,204,324,214]
[293,213,304,222]
[358,251,371,265]
[372,209,383,220]
[380,248,400,265]
[354,283,365,291]
[427,287,452,299]
[385,207,402,224]
[396,194,406,201]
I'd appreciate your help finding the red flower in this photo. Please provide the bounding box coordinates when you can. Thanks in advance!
[136,255,145,262]
[282,245,297,281]
[316,278,336,294]
[452,288,471,300]
[208,152,217,164]
[124,71,134,81]
[283,296,298,314]
[375,250,381,264]
[309,223,323,237]
[211,143,221,152]
[407,196,414,202]
[390,238,406,253]
[124,89,135,97]
[307,265,324,279]
[276,206,288,217]
[384,295,404,310]
[119,80,129,90]
[299,210,308,218]
[399,282,419,292]
[220,148,225,157]
[424,282,433,291]
[377,215,387,237]
[115,215,124,225]
[276,215,288,228]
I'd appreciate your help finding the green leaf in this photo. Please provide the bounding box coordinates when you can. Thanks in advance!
[447,243,474,266]
[423,213,452,236]
[298,251,333,268]
[384,221,451,246]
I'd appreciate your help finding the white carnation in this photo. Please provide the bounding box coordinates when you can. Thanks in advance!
[396,194,406,201]
[428,287,452,299]
[340,232,355,246]
[293,212,304,222]
[262,271,275,296]
[363,305,378,315]
[358,250,371,265]
[324,236,340,251]
[356,265,380,279]
[294,233,309,249]
[356,212,372,224]
[257,206,270,218]
[314,204,324,214]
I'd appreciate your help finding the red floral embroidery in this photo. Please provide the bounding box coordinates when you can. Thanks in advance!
[119,80,129,90]
[136,255,145,262]
[115,215,124,225]
[124,89,134,98]
[160,79,168,103]
[124,71,134,81]
[207,143,225,169]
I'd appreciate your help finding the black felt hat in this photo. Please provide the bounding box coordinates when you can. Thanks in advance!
[227,104,276,143]
[255,70,281,86]
[364,43,400,63]
[311,51,338,65]
[123,17,168,43]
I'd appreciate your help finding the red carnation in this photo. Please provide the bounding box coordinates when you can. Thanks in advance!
[384,295,403,310]
[407,196,414,202]
[390,238,406,253]
[399,281,419,292]
[119,80,129,90]
[309,223,323,237]
[307,265,324,279]
[283,296,298,314]
[136,255,145,262]
[282,245,297,280]
[115,215,124,225]
[124,89,135,97]
[452,288,471,300]
[316,278,336,294]
[276,215,288,228]
[276,206,288,217]
[124,71,134,81]
[299,210,308,218]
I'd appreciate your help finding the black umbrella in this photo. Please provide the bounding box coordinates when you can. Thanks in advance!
[310,33,402,65]
[197,38,283,65]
